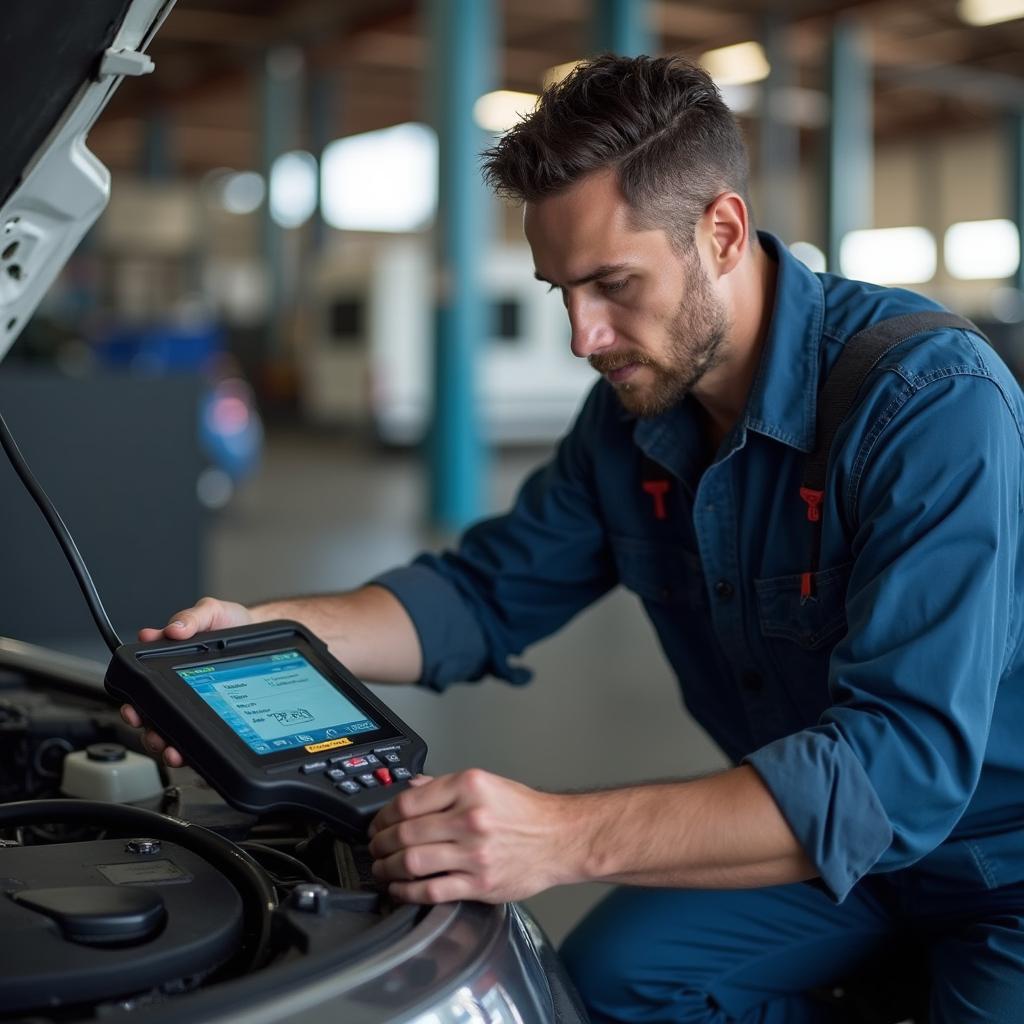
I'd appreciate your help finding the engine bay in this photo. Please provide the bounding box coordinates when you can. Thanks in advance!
[0,647,429,1021]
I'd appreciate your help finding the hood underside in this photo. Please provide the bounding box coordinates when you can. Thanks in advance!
[0,0,173,362]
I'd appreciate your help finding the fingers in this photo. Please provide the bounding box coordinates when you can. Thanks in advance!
[369,808,461,859]
[387,873,485,905]
[368,769,562,905]
[137,597,252,644]
[368,773,459,838]
[370,815,503,905]
[120,705,184,767]
[140,728,184,767]
[372,839,479,883]
[120,704,142,728]
[137,612,195,643]
[161,746,185,768]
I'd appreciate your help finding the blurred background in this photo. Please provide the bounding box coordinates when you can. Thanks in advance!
[3,0,1024,941]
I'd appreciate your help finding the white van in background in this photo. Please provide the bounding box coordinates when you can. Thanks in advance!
[302,239,593,444]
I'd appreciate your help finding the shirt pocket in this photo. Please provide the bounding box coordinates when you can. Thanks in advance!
[753,563,851,713]
[754,563,852,649]
[611,535,706,608]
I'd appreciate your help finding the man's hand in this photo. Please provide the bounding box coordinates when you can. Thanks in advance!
[120,596,254,766]
[368,769,572,904]
[370,765,817,903]
[137,595,253,644]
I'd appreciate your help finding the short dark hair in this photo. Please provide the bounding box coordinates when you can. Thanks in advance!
[481,54,753,249]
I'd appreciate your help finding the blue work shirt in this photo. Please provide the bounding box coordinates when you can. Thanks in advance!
[375,233,1024,903]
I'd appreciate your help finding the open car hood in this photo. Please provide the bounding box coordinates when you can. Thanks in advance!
[0,0,174,362]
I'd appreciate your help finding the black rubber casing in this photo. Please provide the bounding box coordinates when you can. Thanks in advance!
[104,620,427,838]
[1,837,243,1012]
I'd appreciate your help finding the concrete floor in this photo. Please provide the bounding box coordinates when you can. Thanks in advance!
[207,430,729,945]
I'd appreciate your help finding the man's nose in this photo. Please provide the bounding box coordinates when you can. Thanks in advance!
[567,295,614,359]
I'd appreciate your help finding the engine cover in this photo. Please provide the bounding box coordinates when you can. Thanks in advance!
[0,837,243,1013]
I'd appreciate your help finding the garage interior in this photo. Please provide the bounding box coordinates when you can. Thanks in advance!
[3,0,1024,950]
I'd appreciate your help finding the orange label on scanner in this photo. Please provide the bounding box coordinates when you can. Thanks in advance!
[304,737,354,753]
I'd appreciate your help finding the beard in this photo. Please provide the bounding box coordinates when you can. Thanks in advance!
[590,258,729,418]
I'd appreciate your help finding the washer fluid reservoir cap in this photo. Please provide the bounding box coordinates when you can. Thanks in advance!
[86,743,127,762]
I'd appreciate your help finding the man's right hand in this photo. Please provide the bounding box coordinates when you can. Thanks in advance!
[121,596,254,767]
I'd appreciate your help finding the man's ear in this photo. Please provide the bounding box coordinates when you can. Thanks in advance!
[699,192,749,277]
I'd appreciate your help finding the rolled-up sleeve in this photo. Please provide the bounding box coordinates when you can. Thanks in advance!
[372,384,619,692]
[747,367,1023,901]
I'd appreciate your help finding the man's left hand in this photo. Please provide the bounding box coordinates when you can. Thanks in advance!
[368,768,570,904]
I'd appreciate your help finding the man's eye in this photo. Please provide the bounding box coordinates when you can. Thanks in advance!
[599,278,629,294]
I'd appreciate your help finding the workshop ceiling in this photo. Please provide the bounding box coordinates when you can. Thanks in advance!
[92,0,1024,176]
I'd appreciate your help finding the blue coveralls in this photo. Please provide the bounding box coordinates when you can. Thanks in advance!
[375,234,1024,1022]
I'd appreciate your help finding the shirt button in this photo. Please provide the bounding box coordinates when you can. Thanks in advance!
[741,671,763,693]
[714,579,734,600]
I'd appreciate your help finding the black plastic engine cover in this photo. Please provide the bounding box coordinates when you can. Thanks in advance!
[0,837,243,1013]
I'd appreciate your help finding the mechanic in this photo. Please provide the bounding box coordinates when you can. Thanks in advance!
[123,55,1024,1023]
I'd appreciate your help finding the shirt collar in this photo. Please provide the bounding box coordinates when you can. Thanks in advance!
[634,231,825,473]
[741,231,824,454]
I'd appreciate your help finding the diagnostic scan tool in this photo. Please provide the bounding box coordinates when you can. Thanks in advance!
[0,374,427,839]
[105,622,427,837]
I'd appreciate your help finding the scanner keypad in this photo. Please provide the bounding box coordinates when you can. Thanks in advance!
[299,743,414,799]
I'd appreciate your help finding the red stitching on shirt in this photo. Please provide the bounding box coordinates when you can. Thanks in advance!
[642,480,670,520]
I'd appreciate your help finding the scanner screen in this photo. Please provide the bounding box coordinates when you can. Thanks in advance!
[176,650,378,755]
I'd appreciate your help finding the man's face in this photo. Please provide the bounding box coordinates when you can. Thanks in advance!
[524,170,729,417]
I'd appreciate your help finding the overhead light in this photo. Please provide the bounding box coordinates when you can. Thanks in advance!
[473,90,539,133]
[945,219,1020,280]
[221,171,265,215]
[699,41,770,87]
[840,227,937,285]
[542,60,584,90]
[321,123,437,233]
[269,151,318,229]
[957,0,1024,26]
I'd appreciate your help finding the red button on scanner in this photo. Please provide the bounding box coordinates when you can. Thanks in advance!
[373,767,392,785]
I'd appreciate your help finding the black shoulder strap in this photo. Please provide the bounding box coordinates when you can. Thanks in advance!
[797,310,983,600]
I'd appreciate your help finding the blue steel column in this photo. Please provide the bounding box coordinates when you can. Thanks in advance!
[308,69,336,255]
[759,17,799,243]
[260,47,304,355]
[426,0,495,530]
[1010,114,1024,295]
[824,16,873,273]
[307,68,338,255]
[593,0,652,56]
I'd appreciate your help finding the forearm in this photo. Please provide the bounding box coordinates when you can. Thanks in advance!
[558,764,815,890]
[250,584,423,684]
